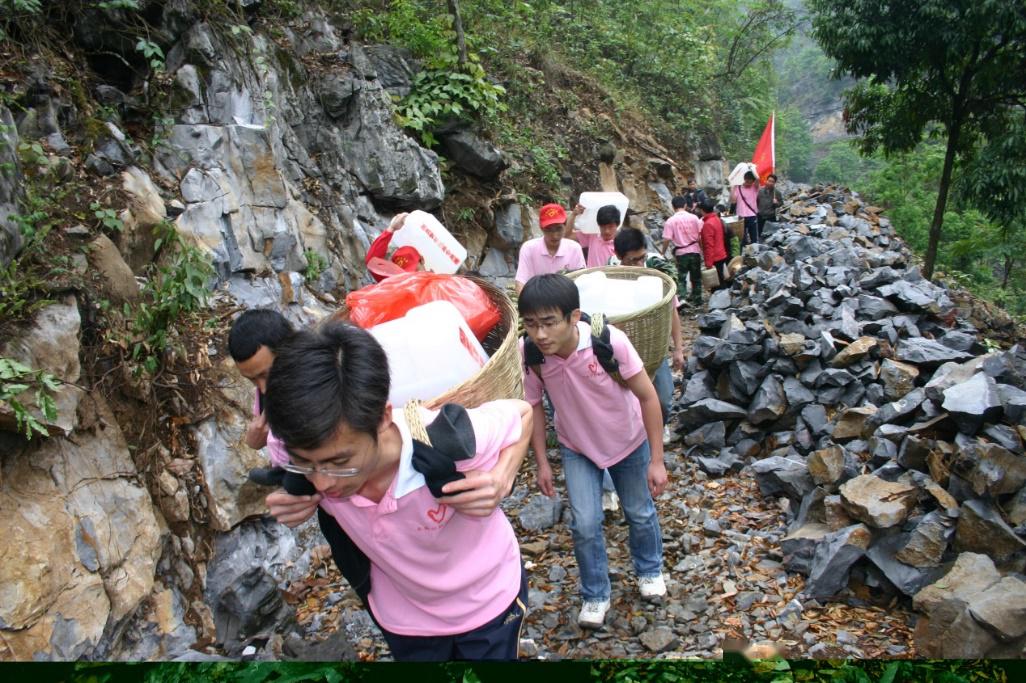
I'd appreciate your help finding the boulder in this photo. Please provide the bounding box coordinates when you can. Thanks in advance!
[913,552,1003,658]
[830,336,878,367]
[0,395,162,659]
[748,375,788,425]
[807,446,847,488]
[895,511,956,568]
[0,296,83,437]
[895,338,974,367]
[839,474,917,528]
[87,233,140,303]
[968,576,1026,641]
[952,441,1026,497]
[803,523,872,599]
[831,406,878,442]
[780,522,831,575]
[193,361,276,531]
[955,499,1026,566]
[751,456,814,502]
[941,372,1004,435]
[440,131,508,179]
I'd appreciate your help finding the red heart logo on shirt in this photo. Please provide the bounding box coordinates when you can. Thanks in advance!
[427,502,448,523]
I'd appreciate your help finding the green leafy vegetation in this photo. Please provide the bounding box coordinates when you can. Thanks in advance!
[303,248,329,283]
[122,222,214,376]
[807,0,1026,280]
[0,356,60,439]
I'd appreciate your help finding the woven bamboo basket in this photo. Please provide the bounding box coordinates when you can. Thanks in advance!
[567,266,677,377]
[333,275,524,409]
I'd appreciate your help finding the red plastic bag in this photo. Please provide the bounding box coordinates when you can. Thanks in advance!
[345,272,501,341]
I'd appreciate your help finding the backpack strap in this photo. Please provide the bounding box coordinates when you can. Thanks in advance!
[522,313,626,386]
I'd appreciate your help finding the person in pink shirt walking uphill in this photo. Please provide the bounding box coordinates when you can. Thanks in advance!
[263,322,533,661]
[515,203,586,294]
[518,274,669,630]
[566,203,621,268]
[661,196,704,308]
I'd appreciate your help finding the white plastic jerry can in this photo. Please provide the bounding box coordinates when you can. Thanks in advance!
[368,300,488,408]
[390,210,468,274]
[575,192,630,234]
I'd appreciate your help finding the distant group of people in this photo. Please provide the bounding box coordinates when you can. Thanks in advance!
[234,172,778,661]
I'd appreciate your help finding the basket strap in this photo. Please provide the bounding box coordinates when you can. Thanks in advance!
[403,400,431,446]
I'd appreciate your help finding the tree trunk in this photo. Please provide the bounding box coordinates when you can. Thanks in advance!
[923,118,961,280]
[1003,254,1013,288]
[447,0,468,68]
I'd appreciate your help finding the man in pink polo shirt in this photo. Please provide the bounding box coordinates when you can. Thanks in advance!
[661,195,704,308]
[263,322,533,661]
[518,273,668,630]
[566,203,621,268]
[514,203,586,294]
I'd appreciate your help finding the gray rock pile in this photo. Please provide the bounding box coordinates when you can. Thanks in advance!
[676,186,1026,657]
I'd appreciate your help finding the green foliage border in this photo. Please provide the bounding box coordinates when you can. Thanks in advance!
[1,658,1020,683]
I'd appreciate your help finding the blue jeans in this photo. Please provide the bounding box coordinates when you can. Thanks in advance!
[653,359,673,425]
[561,441,663,601]
[744,215,760,244]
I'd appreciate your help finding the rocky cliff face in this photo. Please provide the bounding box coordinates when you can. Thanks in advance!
[0,3,708,661]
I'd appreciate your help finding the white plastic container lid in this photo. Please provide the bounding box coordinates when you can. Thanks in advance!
[575,192,630,234]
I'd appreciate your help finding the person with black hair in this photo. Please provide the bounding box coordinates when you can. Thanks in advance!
[566,203,622,267]
[263,322,533,661]
[612,228,684,443]
[756,173,782,239]
[682,177,708,214]
[518,274,668,630]
[661,196,704,309]
[228,309,294,455]
[699,200,728,287]
[731,170,761,245]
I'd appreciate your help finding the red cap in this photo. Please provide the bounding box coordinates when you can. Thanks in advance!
[391,246,422,271]
[539,203,567,228]
[367,256,405,281]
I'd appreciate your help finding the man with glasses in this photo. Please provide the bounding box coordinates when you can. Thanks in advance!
[514,203,586,294]
[612,228,684,447]
[264,322,533,661]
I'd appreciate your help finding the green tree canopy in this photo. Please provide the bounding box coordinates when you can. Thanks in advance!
[807,0,1026,279]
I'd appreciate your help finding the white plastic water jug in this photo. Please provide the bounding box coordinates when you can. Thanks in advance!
[634,275,663,310]
[575,192,630,234]
[368,300,488,408]
[577,273,664,318]
[390,210,468,274]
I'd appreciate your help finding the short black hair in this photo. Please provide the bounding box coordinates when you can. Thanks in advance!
[700,199,716,213]
[596,204,621,227]
[767,173,778,181]
[265,322,390,449]
[715,203,727,213]
[613,227,646,258]
[228,309,294,362]
[744,170,757,182]
[518,273,579,320]
[671,196,687,209]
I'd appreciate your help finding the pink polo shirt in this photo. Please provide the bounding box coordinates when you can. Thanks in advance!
[522,322,646,467]
[734,183,759,218]
[662,211,702,255]
[319,402,523,637]
[253,392,289,467]
[515,237,586,284]
[576,232,616,268]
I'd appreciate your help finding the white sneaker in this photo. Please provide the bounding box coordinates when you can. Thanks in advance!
[601,490,620,512]
[662,425,675,446]
[639,573,667,602]
[578,599,610,629]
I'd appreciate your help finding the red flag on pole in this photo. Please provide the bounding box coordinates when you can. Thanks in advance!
[752,112,775,183]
